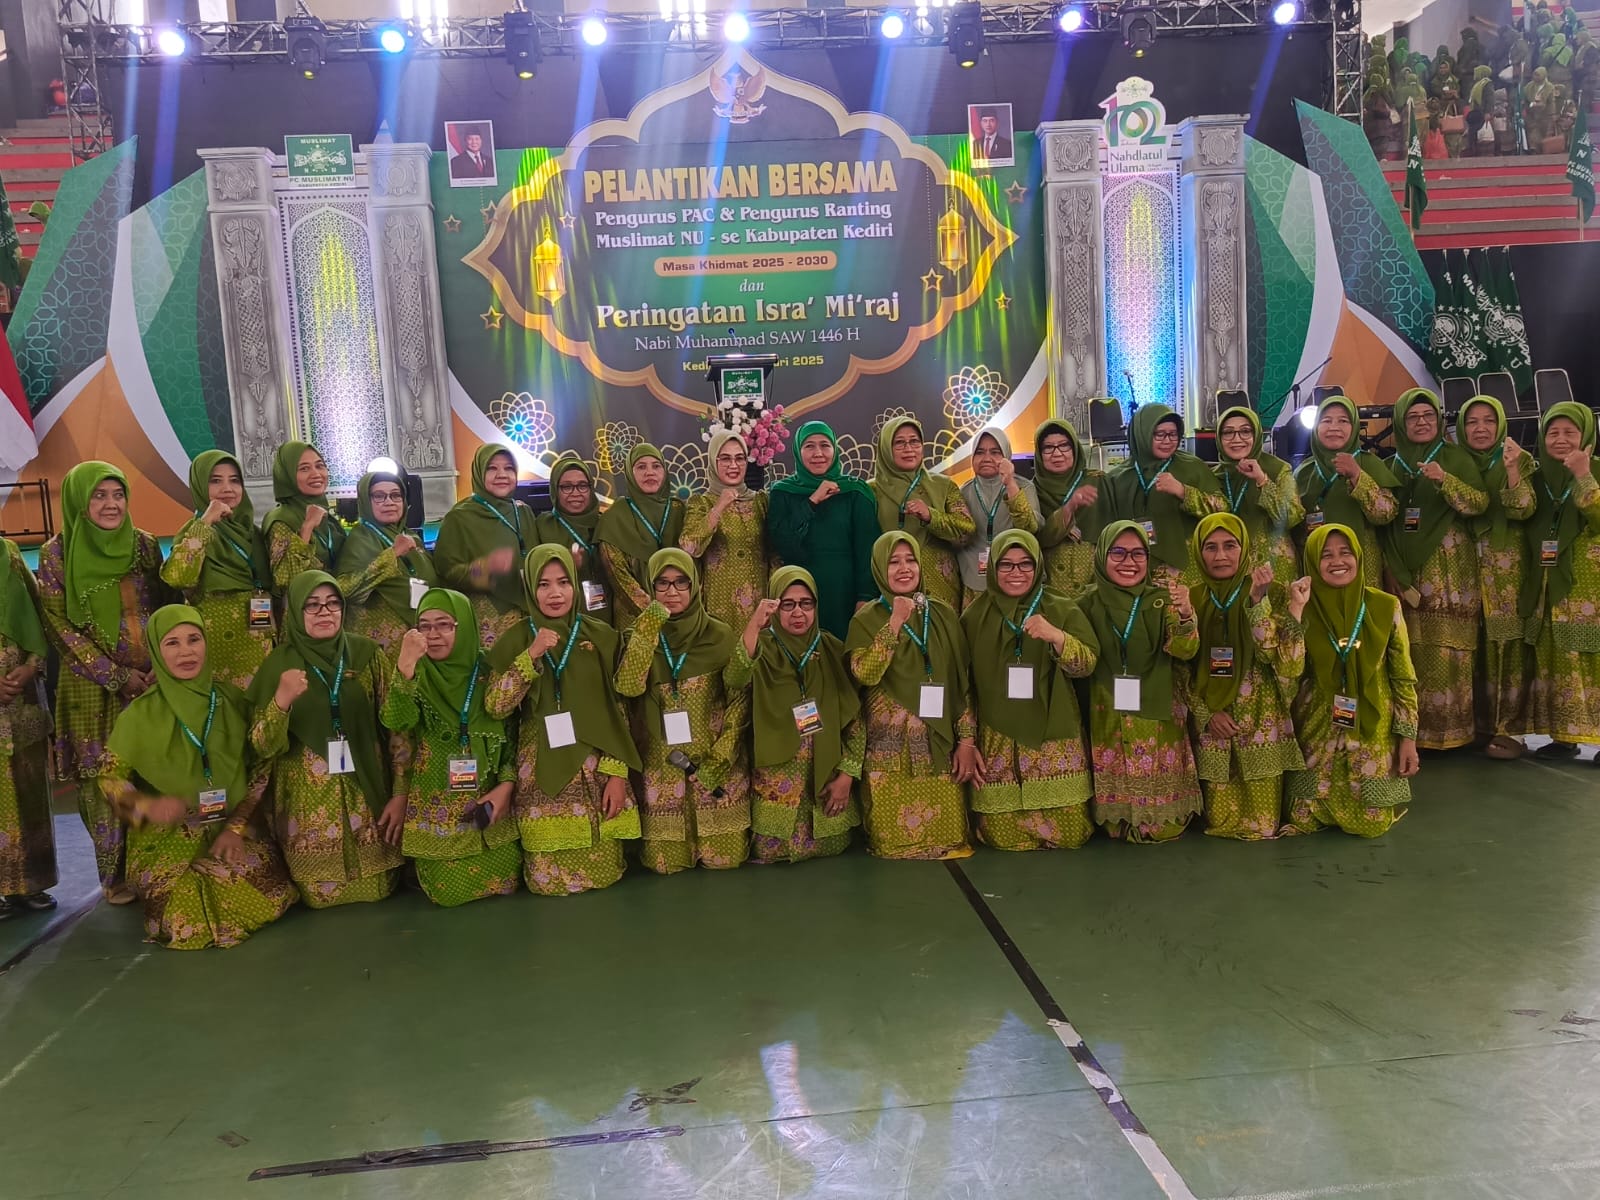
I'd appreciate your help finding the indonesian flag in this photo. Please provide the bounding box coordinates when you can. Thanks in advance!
[0,333,36,470]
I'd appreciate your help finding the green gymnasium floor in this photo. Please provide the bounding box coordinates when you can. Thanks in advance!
[4,751,1600,1199]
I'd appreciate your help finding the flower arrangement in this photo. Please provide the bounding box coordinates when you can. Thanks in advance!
[703,398,790,467]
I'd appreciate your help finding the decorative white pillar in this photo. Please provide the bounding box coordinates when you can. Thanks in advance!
[364,141,458,517]
[1036,120,1108,435]
[200,147,300,513]
[1177,116,1249,429]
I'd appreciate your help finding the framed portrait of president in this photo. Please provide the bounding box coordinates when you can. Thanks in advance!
[446,120,498,188]
[968,103,1016,169]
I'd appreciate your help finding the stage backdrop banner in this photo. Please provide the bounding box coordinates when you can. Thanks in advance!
[436,49,1049,496]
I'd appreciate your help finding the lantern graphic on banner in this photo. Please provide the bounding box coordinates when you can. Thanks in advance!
[532,232,567,304]
[937,206,968,273]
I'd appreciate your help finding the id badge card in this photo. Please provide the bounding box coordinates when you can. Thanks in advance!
[1141,519,1157,546]
[408,576,431,609]
[792,698,823,737]
[327,738,354,775]
[1542,539,1560,567]
[977,546,990,573]
[1306,510,1326,531]
[1403,506,1422,533]
[919,684,946,720]
[664,710,693,746]
[1114,675,1141,712]
[1209,646,1235,678]
[1007,664,1034,700]
[582,579,608,612]
[248,593,273,630]
[1332,693,1357,729]
[545,711,577,748]
[448,757,479,791]
[197,788,227,822]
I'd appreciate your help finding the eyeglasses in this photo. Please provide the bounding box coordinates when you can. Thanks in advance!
[1106,547,1148,563]
[368,489,404,503]
[1039,440,1072,456]
[417,619,458,634]
[302,598,344,614]
[1150,429,1181,443]
[653,577,692,594]
[556,482,591,495]
[1218,427,1254,442]
[777,598,817,612]
[715,453,747,465]
[994,559,1036,574]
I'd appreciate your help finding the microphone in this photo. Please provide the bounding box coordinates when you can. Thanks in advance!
[1123,369,1138,409]
[667,749,725,797]
[464,801,492,831]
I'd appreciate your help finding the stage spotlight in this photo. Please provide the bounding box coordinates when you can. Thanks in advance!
[723,11,750,42]
[946,1,984,67]
[284,13,329,79]
[504,10,540,78]
[376,24,409,53]
[580,15,607,45]
[1057,5,1085,32]
[1270,0,1297,23]
[880,11,905,38]
[1120,3,1155,56]
[154,27,188,57]
[1297,405,1317,430]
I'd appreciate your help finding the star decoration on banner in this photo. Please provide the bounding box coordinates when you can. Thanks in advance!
[480,306,504,331]
[921,268,944,293]
[995,291,1012,311]
[1004,181,1028,205]
[442,214,462,233]
[558,212,576,230]
[480,202,497,226]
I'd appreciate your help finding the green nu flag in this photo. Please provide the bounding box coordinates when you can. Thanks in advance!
[0,174,22,290]
[1569,96,1594,226]
[1405,101,1428,232]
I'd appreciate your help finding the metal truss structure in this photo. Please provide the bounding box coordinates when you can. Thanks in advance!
[58,0,1363,160]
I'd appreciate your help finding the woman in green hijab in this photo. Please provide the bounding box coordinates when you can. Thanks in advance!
[433,443,541,650]
[1292,395,1400,587]
[960,530,1097,850]
[101,606,296,947]
[1382,388,1489,751]
[485,546,642,894]
[869,416,976,609]
[535,453,612,625]
[162,450,276,687]
[1185,514,1308,840]
[1518,402,1600,758]
[1284,524,1418,836]
[0,537,53,919]
[846,531,978,859]
[247,571,405,907]
[957,427,1041,609]
[262,441,341,587]
[36,460,170,902]
[730,565,863,863]
[616,548,748,872]
[1032,418,1109,597]
[682,431,770,631]
[767,420,879,639]
[382,588,520,906]
[1455,396,1536,758]
[336,471,435,664]
[1104,404,1224,590]
[1213,406,1304,588]
[1077,521,1202,842]
[597,443,685,630]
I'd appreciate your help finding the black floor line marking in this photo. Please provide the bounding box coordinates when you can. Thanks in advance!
[249,1125,685,1180]
[944,859,1197,1200]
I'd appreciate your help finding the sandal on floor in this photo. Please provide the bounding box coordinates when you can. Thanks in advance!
[104,884,139,906]
[1485,735,1526,760]
[1535,741,1580,760]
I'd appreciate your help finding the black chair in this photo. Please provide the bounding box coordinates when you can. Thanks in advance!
[1534,368,1575,413]
[1476,371,1520,413]
[1087,396,1126,444]
[1312,384,1346,407]
[1214,388,1251,417]
[1439,376,1478,419]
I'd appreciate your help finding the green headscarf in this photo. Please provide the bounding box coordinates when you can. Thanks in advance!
[1454,396,1518,552]
[1213,407,1292,519]
[771,420,874,498]
[596,443,683,569]
[432,444,541,611]
[60,460,136,645]
[246,570,387,813]
[488,545,640,794]
[1520,401,1600,622]
[1294,395,1400,532]
[635,548,736,739]
[1302,523,1398,740]
[1075,520,1176,722]
[843,531,969,760]
[410,589,504,771]
[261,441,345,567]
[0,537,47,660]
[107,605,250,815]
[336,471,438,619]
[1104,404,1221,571]
[1187,512,1257,713]
[750,566,860,776]
[187,450,270,594]
[960,529,1088,748]
[1383,388,1486,592]
[536,453,602,553]
[870,416,962,542]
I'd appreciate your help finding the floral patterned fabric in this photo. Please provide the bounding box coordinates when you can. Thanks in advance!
[1520,475,1600,742]
[1471,469,1535,736]
[681,491,772,633]
[870,483,976,611]
[162,519,276,688]
[1296,471,1399,588]
[0,625,52,895]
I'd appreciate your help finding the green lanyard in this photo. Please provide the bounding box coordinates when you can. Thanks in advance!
[174,686,220,786]
[1207,580,1245,615]
[312,520,336,563]
[1543,478,1574,538]
[1324,594,1368,691]
[361,520,415,577]
[880,596,933,677]
[1110,593,1143,674]
[1001,591,1043,660]
[979,485,1007,539]
[627,499,672,549]
[473,495,526,553]
[308,654,346,736]
[1395,441,1443,479]
[540,617,582,707]
[1132,458,1171,495]
[554,515,592,555]
[1221,471,1252,515]
[897,469,926,526]
[205,518,267,590]
[768,628,820,691]
[1310,459,1344,511]
[658,632,688,695]
[455,660,481,750]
